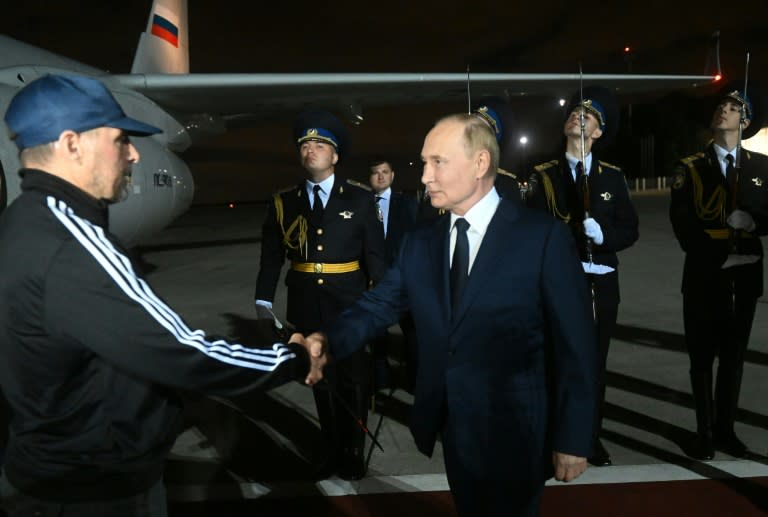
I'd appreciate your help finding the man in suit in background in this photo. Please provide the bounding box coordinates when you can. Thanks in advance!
[367,156,418,392]
[310,113,597,516]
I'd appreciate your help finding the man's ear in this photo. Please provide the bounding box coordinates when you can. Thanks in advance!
[742,118,751,130]
[57,130,82,161]
[332,151,339,165]
[591,127,603,141]
[476,149,491,178]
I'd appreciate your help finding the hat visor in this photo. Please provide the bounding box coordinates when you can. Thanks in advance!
[106,116,162,136]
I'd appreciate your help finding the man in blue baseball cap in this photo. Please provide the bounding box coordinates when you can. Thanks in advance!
[670,81,768,460]
[526,85,639,468]
[0,74,326,516]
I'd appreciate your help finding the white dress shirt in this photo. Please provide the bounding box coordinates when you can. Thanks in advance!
[375,187,392,237]
[306,174,335,209]
[565,152,593,181]
[713,143,737,178]
[449,187,501,274]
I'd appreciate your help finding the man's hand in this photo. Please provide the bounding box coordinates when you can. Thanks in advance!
[298,332,328,386]
[726,209,756,232]
[583,218,604,245]
[552,451,588,482]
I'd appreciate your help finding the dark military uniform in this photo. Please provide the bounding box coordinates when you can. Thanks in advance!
[527,156,639,461]
[256,175,388,478]
[670,143,768,458]
[495,168,524,202]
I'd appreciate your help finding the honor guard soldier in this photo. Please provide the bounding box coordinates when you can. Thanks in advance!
[527,86,639,467]
[255,109,388,479]
[417,97,522,223]
[471,96,524,202]
[670,83,768,460]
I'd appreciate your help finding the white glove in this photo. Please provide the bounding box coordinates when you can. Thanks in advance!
[583,218,604,245]
[726,209,756,232]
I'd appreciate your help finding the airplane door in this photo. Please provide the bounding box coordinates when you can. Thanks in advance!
[0,159,6,214]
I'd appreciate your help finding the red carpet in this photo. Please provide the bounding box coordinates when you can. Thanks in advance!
[170,476,768,516]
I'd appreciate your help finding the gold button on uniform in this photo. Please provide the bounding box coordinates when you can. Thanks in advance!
[317,278,324,285]
[316,228,323,235]
[317,244,324,251]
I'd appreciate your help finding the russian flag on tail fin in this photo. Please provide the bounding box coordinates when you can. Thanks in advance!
[150,14,179,48]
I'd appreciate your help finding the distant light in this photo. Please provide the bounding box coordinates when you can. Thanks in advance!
[228,203,235,209]
[519,136,528,145]
[558,98,566,107]
[714,74,723,82]
[409,161,414,166]
[623,46,631,53]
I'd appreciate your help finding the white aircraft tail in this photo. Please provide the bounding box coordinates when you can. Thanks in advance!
[131,0,189,74]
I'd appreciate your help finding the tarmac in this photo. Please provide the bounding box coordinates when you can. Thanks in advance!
[134,189,768,515]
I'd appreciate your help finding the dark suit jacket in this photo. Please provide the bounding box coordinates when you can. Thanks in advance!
[327,198,597,484]
[383,191,417,263]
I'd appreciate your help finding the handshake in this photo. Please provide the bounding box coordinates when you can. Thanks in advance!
[291,331,329,386]
[254,303,328,386]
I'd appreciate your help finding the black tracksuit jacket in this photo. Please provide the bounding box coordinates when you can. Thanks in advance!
[0,169,310,501]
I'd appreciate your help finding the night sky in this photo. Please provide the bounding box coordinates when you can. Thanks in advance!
[3,1,768,202]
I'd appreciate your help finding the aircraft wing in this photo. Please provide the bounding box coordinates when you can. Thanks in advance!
[115,72,718,116]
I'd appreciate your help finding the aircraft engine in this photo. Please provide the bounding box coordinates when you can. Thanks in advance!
[0,81,194,247]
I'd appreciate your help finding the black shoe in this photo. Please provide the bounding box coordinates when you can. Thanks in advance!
[373,359,392,392]
[314,454,340,479]
[588,439,612,467]
[714,431,748,458]
[338,447,366,480]
[686,433,715,460]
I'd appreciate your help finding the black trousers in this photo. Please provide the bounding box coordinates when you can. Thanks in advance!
[0,474,167,517]
[441,425,543,517]
[589,271,620,441]
[312,347,369,465]
[683,285,757,431]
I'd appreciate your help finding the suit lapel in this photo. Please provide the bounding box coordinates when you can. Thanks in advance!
[450,201,516,328]
[432,215,452,325]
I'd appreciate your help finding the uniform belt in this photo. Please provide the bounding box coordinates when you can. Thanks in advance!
[291,260,360,274]
[704,229,753,239]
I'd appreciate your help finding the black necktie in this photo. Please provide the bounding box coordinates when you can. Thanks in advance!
[375,195,384,222]
[575,161,585,187]
[450,218,470,312]
[726,154,735,182]
[311,184,324,225]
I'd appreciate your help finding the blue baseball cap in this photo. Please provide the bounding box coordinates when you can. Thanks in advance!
[4,74,161,150]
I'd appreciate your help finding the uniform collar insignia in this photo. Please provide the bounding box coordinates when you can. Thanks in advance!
[753,177,763,187]
[600,192,612,201]
[339,210,354,219]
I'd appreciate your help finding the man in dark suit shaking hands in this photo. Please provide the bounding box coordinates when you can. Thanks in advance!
[311,113,597,516]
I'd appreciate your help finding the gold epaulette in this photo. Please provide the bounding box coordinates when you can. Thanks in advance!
[276,184,299,195]
[273,190,308,259]
[497,168,518,179]
[680,152,706,166]
[534,160,559,172]
[597,160,621,172]
[345,178,372,191]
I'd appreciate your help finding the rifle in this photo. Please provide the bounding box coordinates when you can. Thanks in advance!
[578,63,597,320]
[727,53,750,256]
